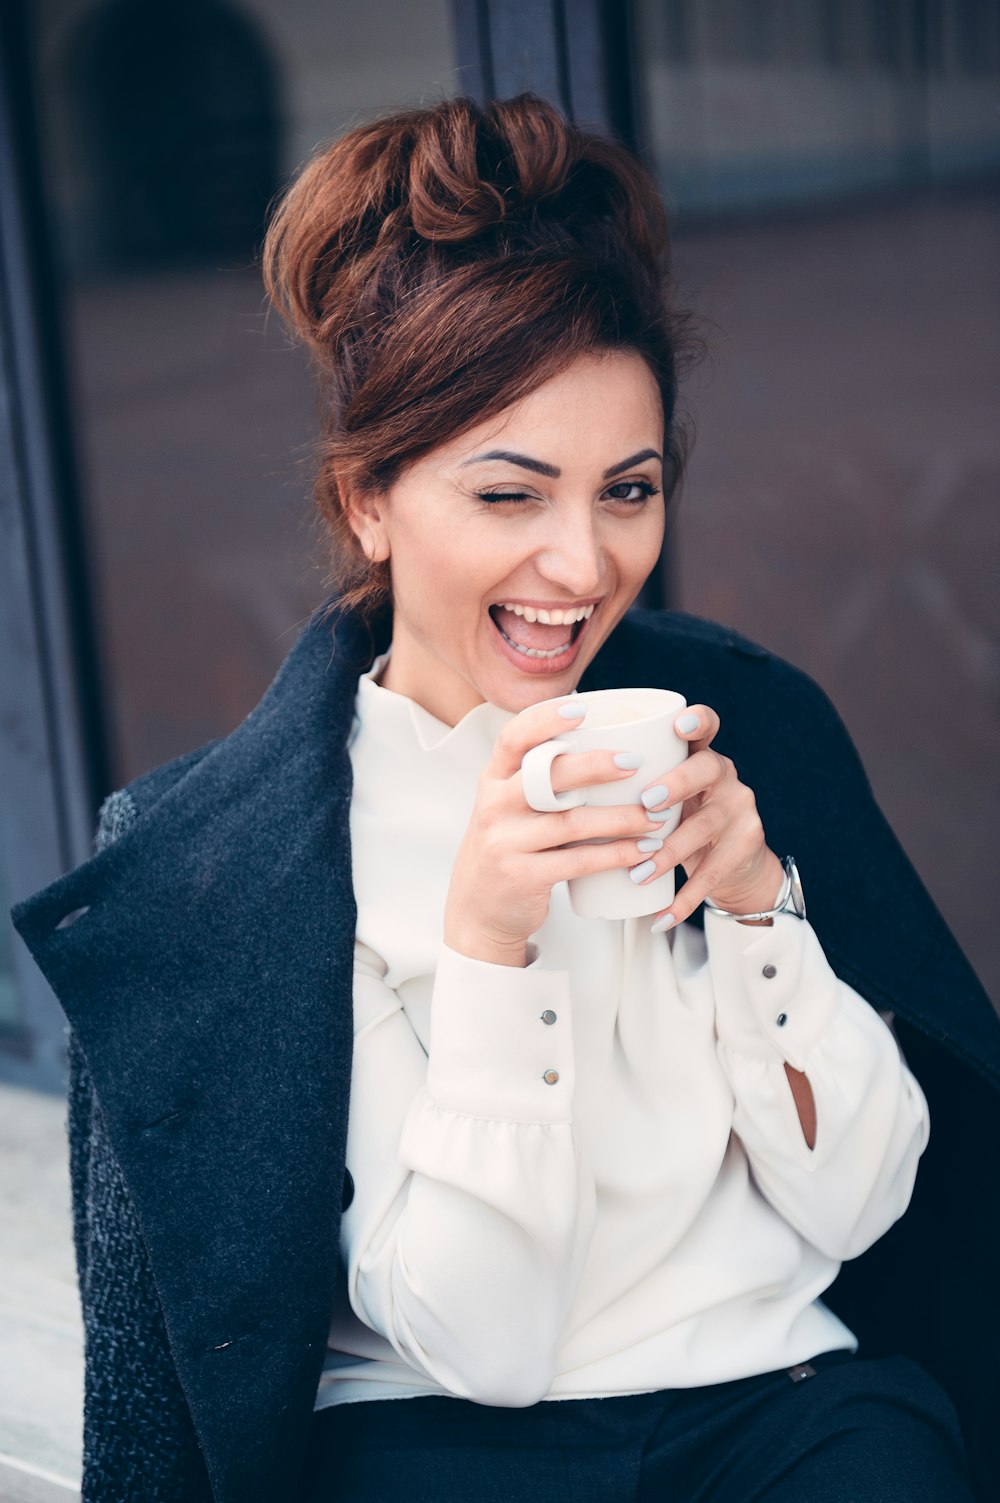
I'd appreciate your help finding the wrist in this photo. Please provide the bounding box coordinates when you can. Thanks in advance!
[442,927,529,969]
[706,851,785,923]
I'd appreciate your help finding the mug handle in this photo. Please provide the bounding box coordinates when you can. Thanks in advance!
[520,739,588,813]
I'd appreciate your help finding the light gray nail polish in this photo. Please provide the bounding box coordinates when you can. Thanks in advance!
[613,751,644,770]
[650,913,676,933]
[646,808,672,823]
[675,713,700,734]
[641,785,668,809]
[558,701,586,719]
[637,837,664,853]
[629,859,657,884]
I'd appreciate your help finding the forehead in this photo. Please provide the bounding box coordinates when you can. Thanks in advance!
[423,351,665,475]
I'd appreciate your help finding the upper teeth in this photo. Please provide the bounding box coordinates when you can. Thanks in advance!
[500,603,595,625]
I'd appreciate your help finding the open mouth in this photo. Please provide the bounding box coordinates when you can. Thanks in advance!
[488,601,596,663]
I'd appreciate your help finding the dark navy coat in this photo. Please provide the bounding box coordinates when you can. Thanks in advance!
[11,602,1000,1502]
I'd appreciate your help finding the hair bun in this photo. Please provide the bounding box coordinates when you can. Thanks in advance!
[407,94,574,243]
[264,93,667,356]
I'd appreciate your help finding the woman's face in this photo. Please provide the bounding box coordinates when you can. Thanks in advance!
[352,350,666,723]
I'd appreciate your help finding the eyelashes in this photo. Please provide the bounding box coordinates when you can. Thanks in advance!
[606,481,661,503]
[476,480,661,506]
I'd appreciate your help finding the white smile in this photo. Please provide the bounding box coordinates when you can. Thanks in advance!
[499,602,595,625]
[489,601,597,659]
[494,625,576,660]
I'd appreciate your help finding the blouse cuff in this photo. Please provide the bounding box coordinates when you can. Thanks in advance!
[705,911,841,1070]
[425,944,575,1123]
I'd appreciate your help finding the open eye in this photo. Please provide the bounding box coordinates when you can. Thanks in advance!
[605,480,660,503]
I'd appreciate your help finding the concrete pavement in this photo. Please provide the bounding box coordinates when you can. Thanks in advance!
[0,1082,81,1502]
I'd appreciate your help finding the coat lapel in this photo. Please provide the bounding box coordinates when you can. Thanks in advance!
[12,603,382,1502]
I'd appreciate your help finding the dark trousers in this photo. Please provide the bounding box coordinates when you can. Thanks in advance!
[298,1351,976,1502]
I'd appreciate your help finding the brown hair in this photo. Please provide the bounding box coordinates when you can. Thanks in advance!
[262,92,695,618]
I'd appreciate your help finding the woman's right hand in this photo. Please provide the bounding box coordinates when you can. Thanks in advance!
[443,700,669,967]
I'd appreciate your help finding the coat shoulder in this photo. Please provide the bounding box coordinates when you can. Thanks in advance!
[631,607,772,658]
[95,739,221,850]
[621,608,843,726]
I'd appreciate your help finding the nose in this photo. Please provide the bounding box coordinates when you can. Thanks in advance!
[535,510,605,598]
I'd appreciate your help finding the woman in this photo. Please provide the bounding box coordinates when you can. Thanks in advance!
[11,95,1000,1503]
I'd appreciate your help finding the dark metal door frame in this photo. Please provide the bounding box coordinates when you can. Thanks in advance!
[453,0,639,146]
[0,1,110,1092]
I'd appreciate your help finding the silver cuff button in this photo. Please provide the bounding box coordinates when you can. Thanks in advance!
[540,1009,557,1025]
[542,1069,560,1085]
[762,963,778,979]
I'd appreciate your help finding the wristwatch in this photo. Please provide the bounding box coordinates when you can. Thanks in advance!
[703,854,806,923]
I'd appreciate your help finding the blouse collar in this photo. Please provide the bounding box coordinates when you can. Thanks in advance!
[355,650,514,759]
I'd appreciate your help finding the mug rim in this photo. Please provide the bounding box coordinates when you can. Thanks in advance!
[554,686,687,730]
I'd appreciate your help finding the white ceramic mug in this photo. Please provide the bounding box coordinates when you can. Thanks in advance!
[520,687,689,920]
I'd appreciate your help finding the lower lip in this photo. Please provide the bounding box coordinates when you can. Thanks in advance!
[488,610,595,676]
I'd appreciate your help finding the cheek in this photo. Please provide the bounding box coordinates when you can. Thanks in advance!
[389,521,499,629]
[613,513,665,581]
[402,519,518,597]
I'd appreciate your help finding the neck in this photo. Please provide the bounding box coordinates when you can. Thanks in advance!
[378,631,485,728]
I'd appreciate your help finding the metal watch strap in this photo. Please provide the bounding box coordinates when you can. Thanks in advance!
[703,855,806,923]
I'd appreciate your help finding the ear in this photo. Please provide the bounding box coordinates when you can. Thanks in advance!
[344,488,391,564]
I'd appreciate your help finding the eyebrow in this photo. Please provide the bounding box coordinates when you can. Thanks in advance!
[457,448,662,480]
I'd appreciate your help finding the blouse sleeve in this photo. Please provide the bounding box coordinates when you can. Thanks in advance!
[341,941,597,1407]
[689,910,930,1262]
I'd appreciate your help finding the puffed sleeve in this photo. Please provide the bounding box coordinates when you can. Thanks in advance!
[674,911,929,1262]
[341,941,598,1407]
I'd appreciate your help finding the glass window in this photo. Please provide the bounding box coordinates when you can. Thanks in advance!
[33,0,459,782]
[631,0,1000,1000]
[634,0,1000,214]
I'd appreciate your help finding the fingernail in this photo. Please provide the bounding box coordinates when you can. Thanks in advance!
[675,713,700,734]
[629,859,657,884]
[641,785,668,809]
[651,913,676,933]
[613,751,644,770]
[559,701,586,720]
[637,837,664,853]
[646,808,673,824]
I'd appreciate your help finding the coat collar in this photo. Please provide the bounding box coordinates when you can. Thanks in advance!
[13,600,383,1500]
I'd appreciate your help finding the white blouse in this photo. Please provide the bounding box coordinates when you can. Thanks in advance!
[315,659,929,1411]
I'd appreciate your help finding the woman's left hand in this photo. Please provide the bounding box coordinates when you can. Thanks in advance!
[636,705,785,929]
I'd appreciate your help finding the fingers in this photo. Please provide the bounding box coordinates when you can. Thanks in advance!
[535,833,676,889]
[490,710,651,810]
[486,699,587,780]
[549,747,645,796]
[672,703,720,756]
[492,700,722,803]
[631,776,760,882]
[632,705,723,814]
[521,799,669,854]
[649,833,752,930]
[615,799,730,891]
[639,744,734,813]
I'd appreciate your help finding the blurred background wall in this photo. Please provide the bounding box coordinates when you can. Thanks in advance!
[3,0,999,1092]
